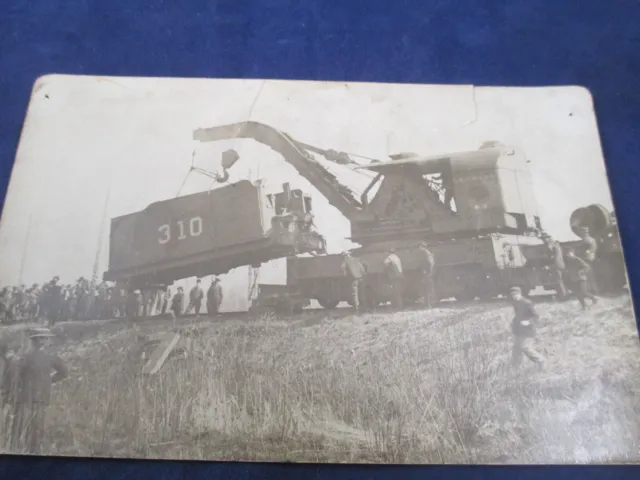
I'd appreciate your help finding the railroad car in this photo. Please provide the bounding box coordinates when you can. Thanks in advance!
[103,180,326,289]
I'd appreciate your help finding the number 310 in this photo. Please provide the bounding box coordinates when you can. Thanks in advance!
[158,217,203,244]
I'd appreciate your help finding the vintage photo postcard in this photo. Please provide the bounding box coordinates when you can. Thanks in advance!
[0,76,638,464]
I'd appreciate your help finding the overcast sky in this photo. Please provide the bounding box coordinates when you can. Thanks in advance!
[0,76,614,311]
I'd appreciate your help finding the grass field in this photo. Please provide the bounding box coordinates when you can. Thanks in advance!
[2,295,639,464]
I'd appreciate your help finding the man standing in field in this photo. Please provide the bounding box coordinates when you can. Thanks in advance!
[543,233,567,299]
[8,327,68,454]
[508,286,545,369]
[565,249,599,310]
[383,248,404,309]
[171,287,185,318]
[417,242,436,308]
[341,251,368,312]
[207,278,223,316]
[187,279,205,315]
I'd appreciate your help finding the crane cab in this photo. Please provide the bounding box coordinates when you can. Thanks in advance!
[352,143,542,242]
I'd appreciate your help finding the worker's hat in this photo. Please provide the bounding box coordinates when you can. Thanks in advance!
[509,286,522,294]
[419,241,429,247]
[28,327,55,339]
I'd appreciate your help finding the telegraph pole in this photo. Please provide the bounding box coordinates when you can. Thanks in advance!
[92,186,112,288]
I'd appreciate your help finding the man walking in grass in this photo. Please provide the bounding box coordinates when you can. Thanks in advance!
[508,286,545,370]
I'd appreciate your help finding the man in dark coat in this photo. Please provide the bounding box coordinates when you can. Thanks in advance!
[171,287,185,318]
[8,327,68,454]
[341,251,368,312]
[509,286,545,369]
[207,278,223,316]
[565,248,598,310]
[42,277,62,325]
[188,279,205,315]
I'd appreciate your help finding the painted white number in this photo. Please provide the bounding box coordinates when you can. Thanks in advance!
[190,216,203,237]
[177,220,187,240]
[158,224,171,245]
[157,216,204,244]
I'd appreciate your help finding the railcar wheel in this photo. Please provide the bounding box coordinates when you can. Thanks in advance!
[317,298,339,310]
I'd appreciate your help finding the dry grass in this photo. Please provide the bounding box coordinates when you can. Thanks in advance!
[2,296,639,463]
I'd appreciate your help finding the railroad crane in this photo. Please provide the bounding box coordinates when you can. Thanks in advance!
[193,121,626,308]
[104,121,625,311]
[191,122,548,309]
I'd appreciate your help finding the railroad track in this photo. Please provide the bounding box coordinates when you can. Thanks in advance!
[1,292,563,333]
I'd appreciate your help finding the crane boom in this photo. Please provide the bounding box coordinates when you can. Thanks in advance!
[193,121,365,220]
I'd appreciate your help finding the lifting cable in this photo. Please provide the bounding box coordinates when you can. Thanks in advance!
[175,150,197,197]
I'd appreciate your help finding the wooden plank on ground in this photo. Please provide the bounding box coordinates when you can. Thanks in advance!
[142,332,181,375]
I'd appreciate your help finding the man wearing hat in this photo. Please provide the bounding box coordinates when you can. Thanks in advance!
[8,327,68,454]
[508,286,545,369]
[188,278,205,315]
[542,233,567,299]
[565,248,598,310]
[207,278,223,317]
[417,241,436,308]
[42,276,62,325]
[341,251,368,312]
[383,248,404,309]
[170,286,185,318]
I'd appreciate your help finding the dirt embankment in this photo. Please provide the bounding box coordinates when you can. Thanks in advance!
[2,296,639,464]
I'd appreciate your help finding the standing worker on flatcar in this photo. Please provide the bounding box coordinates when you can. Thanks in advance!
[341,251,368,312]
[417,242,436,309]
[383,248,404,309]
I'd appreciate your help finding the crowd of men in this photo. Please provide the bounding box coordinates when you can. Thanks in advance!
[340,226,601,313]
[0,226,608,454]
[340,227,603,370]
[340,240,436,313]
[0,275,225,325]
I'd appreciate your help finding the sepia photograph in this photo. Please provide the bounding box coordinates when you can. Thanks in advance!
[0,76,638,464]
